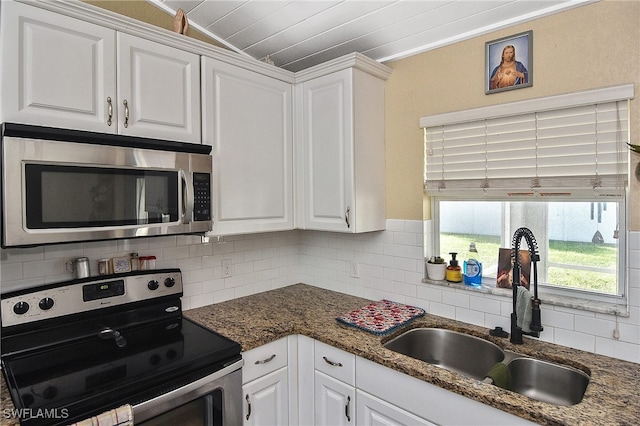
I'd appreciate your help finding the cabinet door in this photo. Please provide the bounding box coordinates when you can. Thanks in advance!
[0,1,116,133]
[357,390,436,426]
[243,367,289,426]
[299,69,355,232]
[314,371,355,426]
[202,57,293,235]
[117,33,201,143]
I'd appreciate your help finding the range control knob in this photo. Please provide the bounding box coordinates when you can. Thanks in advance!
[39,297,55,311]
[13,301,29,315]
[164,277,176,288]
[147,280,160,291]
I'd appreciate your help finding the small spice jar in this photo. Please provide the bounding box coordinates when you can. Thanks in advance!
[130,252,140,271]
[98,259,111,275]
[139,256,156,270]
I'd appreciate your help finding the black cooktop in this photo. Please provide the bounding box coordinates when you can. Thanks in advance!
[2,316,240,425]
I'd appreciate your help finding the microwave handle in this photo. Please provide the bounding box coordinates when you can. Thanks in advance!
[180,170,194,224]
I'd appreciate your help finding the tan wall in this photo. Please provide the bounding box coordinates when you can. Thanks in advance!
[82,0,227,48]
[384,0,640,229]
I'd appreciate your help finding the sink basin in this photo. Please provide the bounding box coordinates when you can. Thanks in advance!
[505,357,590,406]
[383,328,504,380]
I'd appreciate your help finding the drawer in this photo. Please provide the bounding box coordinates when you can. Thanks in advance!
[314,340,355,386]
[242,337,288,384]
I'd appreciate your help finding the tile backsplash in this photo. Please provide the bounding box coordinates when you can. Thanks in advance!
[1,220,638,363]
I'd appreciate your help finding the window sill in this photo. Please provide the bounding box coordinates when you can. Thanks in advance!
[422,278,629,317]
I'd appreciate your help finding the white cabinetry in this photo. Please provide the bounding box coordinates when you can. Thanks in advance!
[243,335,535,426]
[314,341,356,425]
[0,1,114,133]
[202,57,293,235]
[242,337,290,426]
[115,33,201,143]
[356,390,436,426]
[356,356,534,425]
[315,373,355,426]
[0,1,201,143]
[296,54,391,233]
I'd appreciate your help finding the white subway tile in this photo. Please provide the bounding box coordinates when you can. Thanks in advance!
[442,290,470,309]
[429,302,456,319]
[469,295,501,315]
[574,316,616,338]
[455,308,484,327]
[595,336,640,363]
[386,219,405,232]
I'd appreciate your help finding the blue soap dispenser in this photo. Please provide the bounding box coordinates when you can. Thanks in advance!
[463,242,482,287]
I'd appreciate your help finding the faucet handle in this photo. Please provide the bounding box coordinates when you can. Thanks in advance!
[530,298,544,333]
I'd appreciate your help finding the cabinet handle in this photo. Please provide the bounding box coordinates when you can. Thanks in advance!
[254,354,276,364]
[345,395,351,422]
[322,356,343,367]
[123,99,129,128]
[345,207,351,228]
[245,394,251,421]
[106,97,113,126]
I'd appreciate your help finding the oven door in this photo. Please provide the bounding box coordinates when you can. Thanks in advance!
[134,359,243,426]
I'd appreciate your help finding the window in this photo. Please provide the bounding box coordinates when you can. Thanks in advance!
[434,199,624,298]
[422,85,632,303]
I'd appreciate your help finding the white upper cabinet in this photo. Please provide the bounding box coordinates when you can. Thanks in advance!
[1,1,201,144]
[296,54,391,233]
[202,57,293,235]
[116,33,200,143]
[0,1,115,133]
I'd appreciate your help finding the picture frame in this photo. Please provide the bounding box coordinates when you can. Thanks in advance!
[496,248,531,290]
[485,30,532,94]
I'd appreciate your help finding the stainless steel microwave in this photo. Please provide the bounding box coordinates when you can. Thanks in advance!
[1,123,213,247]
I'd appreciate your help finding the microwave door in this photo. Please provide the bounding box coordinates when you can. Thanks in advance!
[2,132,212,247]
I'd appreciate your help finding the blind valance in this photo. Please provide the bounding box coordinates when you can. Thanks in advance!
[422,86,632,199]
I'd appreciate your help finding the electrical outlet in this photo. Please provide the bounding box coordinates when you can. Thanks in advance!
[222,259,232,278]
[350,261,360,278]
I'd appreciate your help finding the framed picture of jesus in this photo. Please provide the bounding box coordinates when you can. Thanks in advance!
[485,31,532,94]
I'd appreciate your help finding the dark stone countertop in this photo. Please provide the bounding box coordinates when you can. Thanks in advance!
[184,284,640,426]
[2,283,638,425]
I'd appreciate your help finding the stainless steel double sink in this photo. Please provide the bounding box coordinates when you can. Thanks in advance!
[383,328,590,406]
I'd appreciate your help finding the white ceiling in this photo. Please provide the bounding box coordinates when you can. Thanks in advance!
[151,0,593,72]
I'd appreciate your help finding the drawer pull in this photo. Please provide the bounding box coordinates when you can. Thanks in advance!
[106,97,113,126]
[123,99,130,128]
[255,354,276,365]
[323,356,343,367]
[245,394,251,420]
[345,395,351,422]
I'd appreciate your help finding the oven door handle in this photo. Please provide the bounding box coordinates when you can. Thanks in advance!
[181,169,194,225]
[132,358,243,423]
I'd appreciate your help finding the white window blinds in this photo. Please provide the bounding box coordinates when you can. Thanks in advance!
[422,86,632,199]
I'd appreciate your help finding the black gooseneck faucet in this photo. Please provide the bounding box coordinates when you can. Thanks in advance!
[510,227,544,344]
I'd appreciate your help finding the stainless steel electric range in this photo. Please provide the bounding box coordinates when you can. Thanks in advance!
[1,269,243,425]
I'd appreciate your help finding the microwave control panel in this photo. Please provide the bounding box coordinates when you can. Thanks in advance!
[193,172,211,221]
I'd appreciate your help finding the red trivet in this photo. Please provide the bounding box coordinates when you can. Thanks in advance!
[336,300,425,335]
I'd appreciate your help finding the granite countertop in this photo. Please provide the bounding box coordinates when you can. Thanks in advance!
[184,284,640,426]
[2,283,639,425]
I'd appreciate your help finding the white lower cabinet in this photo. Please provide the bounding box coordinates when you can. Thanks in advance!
[243,367,289,426]
[248,336,535,426]
[356,356,534,426]
[315,372,355,425]
[242,337,290,426]
[356,390,435,426]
